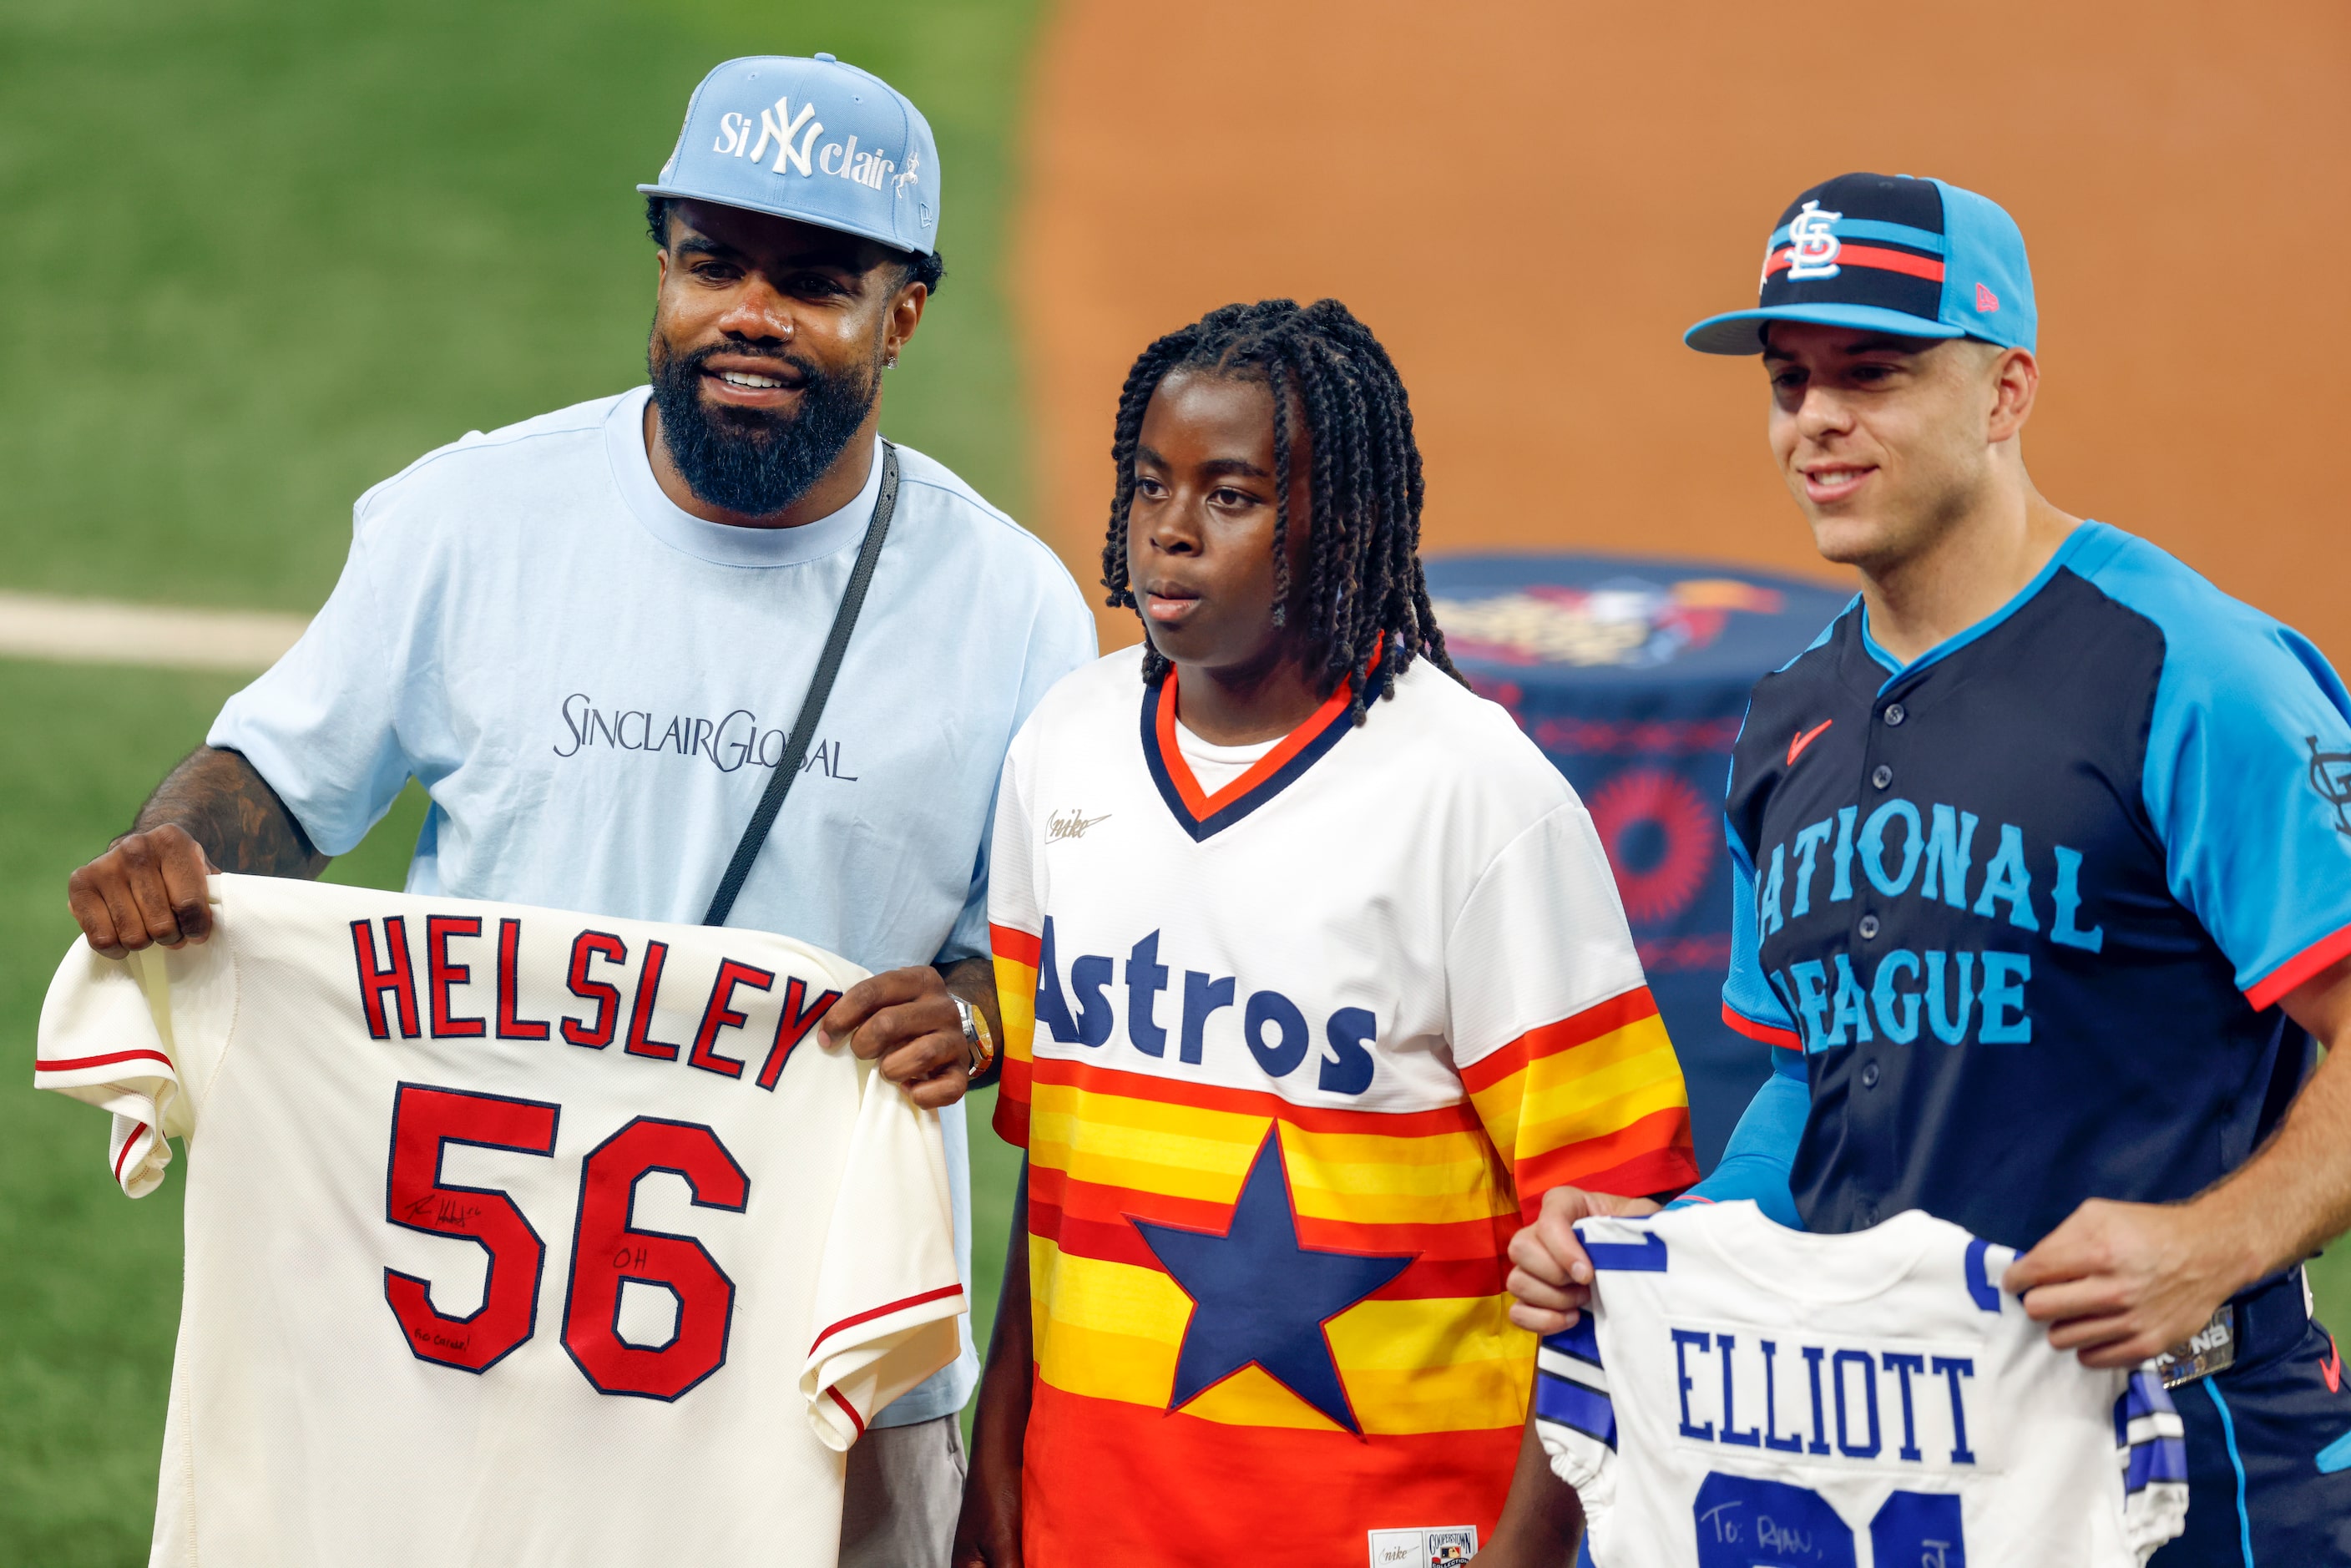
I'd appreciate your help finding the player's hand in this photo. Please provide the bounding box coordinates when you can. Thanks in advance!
[950,1469,1022,1568]
[1505,1186,1663,1335]
[66,826,217,959]
[821,966,972,1110]
[2003,1197,2256,1369]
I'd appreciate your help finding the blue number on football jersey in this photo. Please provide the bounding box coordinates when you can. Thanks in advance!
[1872,1488,1966,1566]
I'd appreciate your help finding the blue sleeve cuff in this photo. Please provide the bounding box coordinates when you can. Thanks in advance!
[1672,1069,1806,1228]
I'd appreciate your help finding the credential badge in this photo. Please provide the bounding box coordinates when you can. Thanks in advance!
[1786,200,1843,281]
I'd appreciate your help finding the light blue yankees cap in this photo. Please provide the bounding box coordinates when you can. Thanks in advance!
[640,54,941,255]
[1685,173,2035,355]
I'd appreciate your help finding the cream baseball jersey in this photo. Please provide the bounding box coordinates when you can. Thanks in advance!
[1536,1203,2188,1566]
[33,875,963,1568]
[988,647,1697,1562]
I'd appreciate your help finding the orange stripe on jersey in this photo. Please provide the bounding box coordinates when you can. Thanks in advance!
[1461,987,1696,1219]
[1517,1104,1698,1197]
[1024,1053,1487,1139]
[988,923,1042,969]
[1029,1182,1516,1301]
[990,923,1043,1147]
[1033,1159,1517,1260]
[1457,986,1661,1095]
[1036,1211,1511,1302]
[1018,1376,1518,1565]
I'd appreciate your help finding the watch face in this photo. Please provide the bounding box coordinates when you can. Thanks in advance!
[954,998,993,1070]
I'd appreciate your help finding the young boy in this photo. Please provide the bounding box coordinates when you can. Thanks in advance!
[953,299,1697,1565]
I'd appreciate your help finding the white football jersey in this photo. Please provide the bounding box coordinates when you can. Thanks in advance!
[34,875,963,1568]
[1535,1203,2187,1567]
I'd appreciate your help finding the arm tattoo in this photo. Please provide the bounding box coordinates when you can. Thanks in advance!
[131,746,329,879]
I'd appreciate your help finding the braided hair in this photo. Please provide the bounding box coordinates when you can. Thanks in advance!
[1100,298,1460,726]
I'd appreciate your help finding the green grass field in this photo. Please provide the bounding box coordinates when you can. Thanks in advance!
[0,0,1034,1556]
[0,0,1040,609]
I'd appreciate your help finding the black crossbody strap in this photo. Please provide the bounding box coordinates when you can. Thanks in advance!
[702,443,901,928]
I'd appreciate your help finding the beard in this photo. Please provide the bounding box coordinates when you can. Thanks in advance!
[647,334,880,518]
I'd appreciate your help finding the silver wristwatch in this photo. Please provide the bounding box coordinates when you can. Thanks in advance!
[949,995,995,1075]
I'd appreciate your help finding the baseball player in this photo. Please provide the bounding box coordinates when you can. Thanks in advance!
[62,54,1097,1565]
[954,300,1698,1566]
[1504,173,2351,1560]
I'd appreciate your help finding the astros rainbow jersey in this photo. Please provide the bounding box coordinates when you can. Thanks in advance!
[989,645,1698,1565]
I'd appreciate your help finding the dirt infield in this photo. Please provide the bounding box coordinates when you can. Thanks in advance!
[1018,1,2351,659]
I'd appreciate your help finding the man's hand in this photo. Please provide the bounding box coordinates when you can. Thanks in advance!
[950,1450,1023,1568]
[65,746,326,958]
[1505,1186,1663,1335]
[820,966,972,1110]
[67,826,218,959]
[2004,1197,2257,1368]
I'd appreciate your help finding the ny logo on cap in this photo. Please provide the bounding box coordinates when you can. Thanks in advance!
[1787,200,1843,281]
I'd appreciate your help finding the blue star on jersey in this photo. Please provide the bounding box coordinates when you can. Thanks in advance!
[1131,1131,1413,1434]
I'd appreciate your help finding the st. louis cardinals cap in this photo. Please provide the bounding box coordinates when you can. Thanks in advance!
[640,54,940,255]
[1684,173,2035,355]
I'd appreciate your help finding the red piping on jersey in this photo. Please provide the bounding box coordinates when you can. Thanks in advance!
[1764,244,1946,282]
[808,1283,966,1356]
[2245,920,2351,1013]
[112,1121,147,1184]
[1722,1003,1802,1051]
[39,1046,174,1074]
[827,1386,867,1439]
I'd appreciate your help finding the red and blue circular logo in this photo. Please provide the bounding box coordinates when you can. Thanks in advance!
[1585,766,1715,927]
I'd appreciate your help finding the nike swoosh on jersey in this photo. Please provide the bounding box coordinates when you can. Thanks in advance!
[2323,1336,2342,1394]
[1787,720,1834,766]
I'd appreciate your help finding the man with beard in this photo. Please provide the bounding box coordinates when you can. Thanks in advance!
[61,54,1096,1565]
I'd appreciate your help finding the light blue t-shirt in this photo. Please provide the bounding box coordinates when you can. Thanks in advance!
[211,386,1098,1424]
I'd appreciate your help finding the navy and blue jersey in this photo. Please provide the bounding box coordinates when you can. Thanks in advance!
[1693,522,2351,1247]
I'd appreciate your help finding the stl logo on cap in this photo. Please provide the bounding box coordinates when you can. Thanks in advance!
[1784,201,1843,280]
[1690,172,2039,356]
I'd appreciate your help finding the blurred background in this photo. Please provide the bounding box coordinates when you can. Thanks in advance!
[3,0,2343,1556]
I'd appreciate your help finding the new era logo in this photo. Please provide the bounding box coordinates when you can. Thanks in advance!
[1974,282,2000,313]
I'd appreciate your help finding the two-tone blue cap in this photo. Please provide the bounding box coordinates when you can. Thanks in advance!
[1685,173,2035,355]
[640,54,941,255]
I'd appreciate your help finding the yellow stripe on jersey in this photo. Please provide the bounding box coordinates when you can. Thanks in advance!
[1028,1236,1536,1436]
[1459,987,1696,1215]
